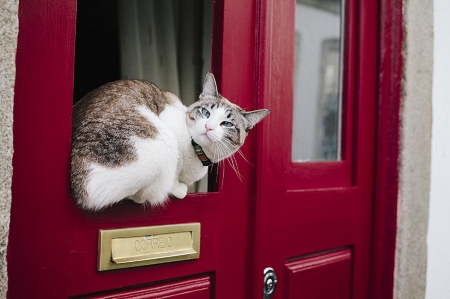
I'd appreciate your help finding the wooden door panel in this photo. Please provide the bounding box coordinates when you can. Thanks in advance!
[67,197,219,296]
[10,0,258,298]
[253,0,377,298]
[82,276,211,299]
[283,189,357,257]
[285,249,352,299]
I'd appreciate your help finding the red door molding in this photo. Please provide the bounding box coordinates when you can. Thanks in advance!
[370,0,403,298]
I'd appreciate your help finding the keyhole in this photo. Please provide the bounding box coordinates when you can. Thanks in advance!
[263,267,277,299]
[266,278,273,290]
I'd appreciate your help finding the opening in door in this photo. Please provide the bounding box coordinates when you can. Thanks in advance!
[74,0,214,192]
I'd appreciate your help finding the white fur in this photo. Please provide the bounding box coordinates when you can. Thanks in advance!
[189,106,233,161]
[83,103,208,210]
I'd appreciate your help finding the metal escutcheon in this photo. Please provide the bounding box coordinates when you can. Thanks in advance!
[263,267,277,298]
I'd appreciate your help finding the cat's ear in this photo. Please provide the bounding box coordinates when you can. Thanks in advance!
[201,72,219,98]
[242,109,270,132]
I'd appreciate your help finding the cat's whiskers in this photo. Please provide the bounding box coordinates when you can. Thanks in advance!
[222,135,254,167]
[220,159,226,189]
[212,142,226,189]
[228,156,242,181]
[212,140,223,162]
[210,139,233,186]
[218,136,243,181]
[235,148,254,167]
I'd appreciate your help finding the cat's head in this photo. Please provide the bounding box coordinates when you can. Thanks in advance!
[186,73,270,162]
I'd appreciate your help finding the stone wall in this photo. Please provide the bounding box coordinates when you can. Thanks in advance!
[395,0,434,298]
[0,0,19,297]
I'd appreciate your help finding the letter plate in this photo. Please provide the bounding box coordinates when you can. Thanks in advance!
[98,223,200,271]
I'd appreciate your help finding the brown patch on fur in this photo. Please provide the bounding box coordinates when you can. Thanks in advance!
[162,91,182,106]
[70,80,172,201]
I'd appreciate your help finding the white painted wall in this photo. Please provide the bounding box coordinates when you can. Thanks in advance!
[395,0,432,296]
[425,0,450,298]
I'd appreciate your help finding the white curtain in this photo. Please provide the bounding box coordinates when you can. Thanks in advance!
[118,0,212,106]
[118,0,212,192]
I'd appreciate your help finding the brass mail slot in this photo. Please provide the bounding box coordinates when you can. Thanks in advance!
[98,223,200,271]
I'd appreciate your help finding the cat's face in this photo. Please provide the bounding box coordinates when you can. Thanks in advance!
[186,73,269,162]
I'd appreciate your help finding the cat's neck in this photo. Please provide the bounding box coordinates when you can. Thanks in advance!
[189,136,222,164]
[191,139,213,166]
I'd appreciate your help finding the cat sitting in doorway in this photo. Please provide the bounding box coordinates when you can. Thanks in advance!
[70,73,269,210]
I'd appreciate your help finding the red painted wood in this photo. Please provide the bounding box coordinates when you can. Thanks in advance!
[285,0,358,191]
[9,0,258,298]
[8,0,76,297]
[213,1,258,298]
[284,249,352,299]
[64,0,258,295]
[251,0,379,298]
[67,197,219,296]
[370,0,403,298]
[9,0,400,297]
[82,276,210,299]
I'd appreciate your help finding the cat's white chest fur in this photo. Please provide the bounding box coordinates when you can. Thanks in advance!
[158,103,208,185]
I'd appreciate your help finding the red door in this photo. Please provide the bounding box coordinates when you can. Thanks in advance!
[8,0,395,298]
[251,0,378,298]
[9,0,259,298]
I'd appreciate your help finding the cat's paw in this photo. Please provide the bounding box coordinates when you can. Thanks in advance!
[170,182,188,200]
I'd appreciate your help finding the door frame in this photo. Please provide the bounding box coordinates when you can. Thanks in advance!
[8,0,402,298]
[370,0,403,298]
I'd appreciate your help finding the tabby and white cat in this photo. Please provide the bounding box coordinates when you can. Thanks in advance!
[70,73,269,210]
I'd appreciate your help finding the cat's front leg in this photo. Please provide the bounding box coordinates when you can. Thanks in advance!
[170,181,188,199]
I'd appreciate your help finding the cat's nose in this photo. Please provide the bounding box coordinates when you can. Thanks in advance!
[205,124,214,132]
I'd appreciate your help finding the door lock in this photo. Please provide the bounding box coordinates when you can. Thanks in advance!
[263,267,277,298]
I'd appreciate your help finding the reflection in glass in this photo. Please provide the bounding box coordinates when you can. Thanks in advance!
[292,0,344,162]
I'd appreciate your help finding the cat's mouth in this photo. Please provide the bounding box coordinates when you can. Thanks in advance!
[201,133,213,142]
[205,131,223,144]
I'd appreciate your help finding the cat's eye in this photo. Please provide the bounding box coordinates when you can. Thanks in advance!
[201,108,210,118]
[221,121,234,127]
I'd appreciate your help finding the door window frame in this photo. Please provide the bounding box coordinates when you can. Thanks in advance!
[287,0,357,191]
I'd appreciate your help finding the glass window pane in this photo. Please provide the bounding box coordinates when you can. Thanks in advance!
[292,0,344,162]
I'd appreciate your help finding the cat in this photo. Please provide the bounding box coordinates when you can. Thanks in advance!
[70,73,269,211]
